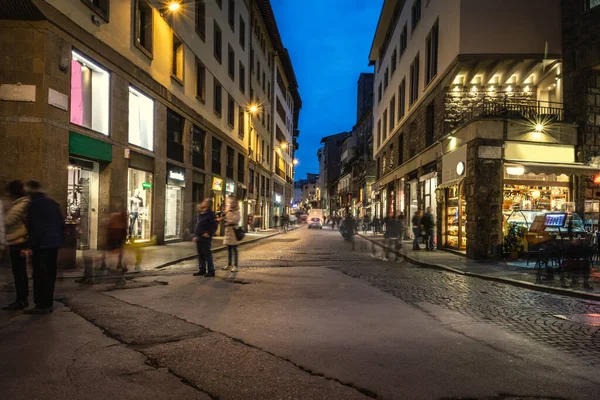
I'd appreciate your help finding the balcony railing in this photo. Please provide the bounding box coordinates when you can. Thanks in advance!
[275,167,286,179]
[445,96,565,134]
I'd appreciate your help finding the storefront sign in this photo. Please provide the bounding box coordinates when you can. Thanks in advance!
[142,182,152,189]
[226,181,235,194]
[169,170,185,181]
[275,194,282,203]
[212,177,223,191]
[456,162,465,176]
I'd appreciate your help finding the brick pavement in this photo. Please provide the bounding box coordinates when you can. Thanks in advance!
[358,232,600,299]
[329,237,600,366]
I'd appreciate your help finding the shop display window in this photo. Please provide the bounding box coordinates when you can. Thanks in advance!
[127,168,153,242]
[445,184,466,250]
[128,87,154,151]
[503,184,569,213]
[165,185,182,239]
[70,51,110,135]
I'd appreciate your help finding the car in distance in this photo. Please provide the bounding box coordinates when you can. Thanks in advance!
[308,217,323,229]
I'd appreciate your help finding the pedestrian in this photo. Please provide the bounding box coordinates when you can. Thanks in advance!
[2,181,31,310]
[373,217,380,235]
[281,214,289,233]
[273,215,279,231]
[342,212,356,251]
[23,180,64,314]
[412,210,422,250]
[222,197,241,272]
[193,198,218,277]
[101,201,128,272]
[422,206,436,251]
[331,217,336,229]
[383,212,396,260]
[363,214,371,234]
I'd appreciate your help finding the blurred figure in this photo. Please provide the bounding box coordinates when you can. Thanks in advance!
[222,197,241,272]
[342,212,356,251]
[193,199,218,277]
[423,207,436,251]
[281,213,289,233]
[3,181,30,310]
[383,212,396,260]
[23,180,64,314]
[273,215,279,231]
[412,210,422,250]
[363,214,371,234]
[372,216,380,235]
[101,201,128,272]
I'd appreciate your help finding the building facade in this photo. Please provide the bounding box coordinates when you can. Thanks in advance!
[370,0,596,259]
[317,132,349,215]
[0,0,300,249]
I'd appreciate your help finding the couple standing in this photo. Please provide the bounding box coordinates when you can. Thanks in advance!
[193,197,241,277]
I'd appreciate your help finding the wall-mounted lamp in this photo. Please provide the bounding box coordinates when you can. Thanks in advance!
[249,104,259,114]
[167,1,181,11]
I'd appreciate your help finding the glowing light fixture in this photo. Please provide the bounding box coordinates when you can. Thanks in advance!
[471,85,478,93]
[249,104,259,114]
[293,159,299,166]
[524,85,531,93]
[167,1,181,11]
[534,123,545,133]
[506,166,525,176]
[594,174,600,184]
[280,142,288,150]
[506,85,513,93]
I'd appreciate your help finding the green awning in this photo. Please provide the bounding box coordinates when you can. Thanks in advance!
[69,132,112,162]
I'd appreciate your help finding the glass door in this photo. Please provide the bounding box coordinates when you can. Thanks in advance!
[165,185,182,240]
[67,160,99,250]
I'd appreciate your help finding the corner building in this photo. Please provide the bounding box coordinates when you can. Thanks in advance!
[370,0,597,259]
[0,0,300,248]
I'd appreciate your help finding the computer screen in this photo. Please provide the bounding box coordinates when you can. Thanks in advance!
[544,213,566,227]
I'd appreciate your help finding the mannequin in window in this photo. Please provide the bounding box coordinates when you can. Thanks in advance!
[129,189,144,238]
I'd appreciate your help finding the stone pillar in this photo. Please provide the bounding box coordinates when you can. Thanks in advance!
[465,140,503,260]
[154,103,167,244]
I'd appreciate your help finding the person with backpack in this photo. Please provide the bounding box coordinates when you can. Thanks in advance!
[222,197,241,272]
[2,181,30,310]
[193,198,218,277]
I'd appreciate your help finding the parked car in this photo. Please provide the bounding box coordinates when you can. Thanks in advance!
[308,217,323,229]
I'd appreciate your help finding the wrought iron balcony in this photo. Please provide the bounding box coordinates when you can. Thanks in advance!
[445,96,565,134]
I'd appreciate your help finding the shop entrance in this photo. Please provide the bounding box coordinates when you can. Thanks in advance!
[67,158,99,250]
[127,168,153,242]
[165,185,182,240]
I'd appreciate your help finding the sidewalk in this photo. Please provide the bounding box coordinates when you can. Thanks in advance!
[358,231,600,300]
[0,228,291,286]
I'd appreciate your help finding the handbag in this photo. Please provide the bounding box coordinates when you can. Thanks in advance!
[234,227,245,241]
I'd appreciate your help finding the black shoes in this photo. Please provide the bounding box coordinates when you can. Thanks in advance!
[2,300,29,310]
[23,306,53,315]
[193,271,215,277]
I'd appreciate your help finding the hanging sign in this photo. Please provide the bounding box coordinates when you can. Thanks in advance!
[226,181,236,194]
[169,170,185,181]
[212,177,223,191]
[142,182,152,189]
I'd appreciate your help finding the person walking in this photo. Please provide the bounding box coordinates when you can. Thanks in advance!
[342,212,356,251]
[222,197,241,272]
[372,217,380,235]
[101,201,128,272]
[2,181,31,310]
[412,210,423,250]
[363,214,371,234]
[383,212,396,260]
[193,199,218,277]
[23,180,64,314]
[281,214,289,233]
[422,206,436,251]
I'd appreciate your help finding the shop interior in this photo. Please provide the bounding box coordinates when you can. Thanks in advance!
[445,183,467,251]
[127,168,153,242]
[66,158,99,250]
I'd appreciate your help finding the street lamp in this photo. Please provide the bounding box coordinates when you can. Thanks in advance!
[280,142,288,150]
[167,1,181,11]
[293,159,299,166]
[249,104,259,114]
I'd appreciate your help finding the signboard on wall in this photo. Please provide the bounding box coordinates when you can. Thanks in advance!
[225,181,235,194]
[0,84,36,102]
[212,177,223,191]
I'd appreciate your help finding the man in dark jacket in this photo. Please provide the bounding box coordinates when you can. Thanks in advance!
[193,198,218,277]
[422,206,436,251]
[24,181,64,314]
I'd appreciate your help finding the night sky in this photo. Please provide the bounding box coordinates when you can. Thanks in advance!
[270,0,383,179]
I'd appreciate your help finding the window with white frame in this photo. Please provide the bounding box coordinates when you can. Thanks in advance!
[70,51,110,135]
[128,87,154,151]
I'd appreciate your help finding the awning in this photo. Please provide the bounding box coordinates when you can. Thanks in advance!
[506,160,600,176]
[436,178,464,190]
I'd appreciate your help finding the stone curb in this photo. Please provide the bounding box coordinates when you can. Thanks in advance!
[358,234,600,302]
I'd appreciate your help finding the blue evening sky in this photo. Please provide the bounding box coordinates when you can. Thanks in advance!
[270,0,383,179]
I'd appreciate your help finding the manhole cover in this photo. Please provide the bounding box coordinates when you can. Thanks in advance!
[554,313,600,326]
